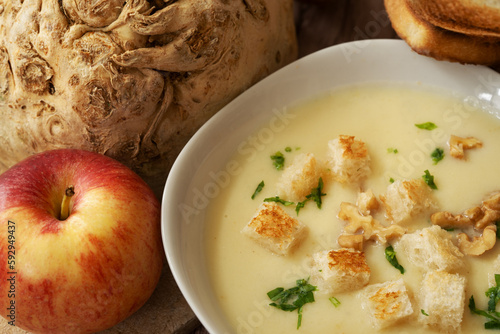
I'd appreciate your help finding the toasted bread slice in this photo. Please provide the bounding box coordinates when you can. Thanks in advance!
[407,0,500,38]
[385,0,500,65]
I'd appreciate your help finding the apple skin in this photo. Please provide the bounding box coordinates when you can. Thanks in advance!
[0,149,163,333]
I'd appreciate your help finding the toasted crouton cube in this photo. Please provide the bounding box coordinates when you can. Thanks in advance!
[241,202,307,255]
[310,248,370,294]
[399,225,464,272]
[419,271,466,333]
[276,153,321,202]
[361,279,413,329]
[380,179,437,224]
[327,135,371,184]
[488,254,500,287]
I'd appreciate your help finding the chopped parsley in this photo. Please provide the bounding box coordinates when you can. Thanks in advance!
[264,178,326,215]
[421,309,429,316]
[285,146,292,152]
[267,278,317,329]
[263,196,294,206]
[422,170,438,190]
[487,274,500,313]
[415,122,437,130]
[329,297,341,308]
[431,148,445,165]
[385,245,405,274]
[469,274,500,329]
[389,177,395,183]
[296,178,327,215]
[387,147,399,154]
[251,181,265,199]
[271,151,285,170]
[309,177,326,209]
[295,201,306,215]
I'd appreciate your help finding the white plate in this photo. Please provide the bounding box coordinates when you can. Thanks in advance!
[161,39,500,333]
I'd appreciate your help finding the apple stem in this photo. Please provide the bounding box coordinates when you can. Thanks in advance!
[60,186,75,220]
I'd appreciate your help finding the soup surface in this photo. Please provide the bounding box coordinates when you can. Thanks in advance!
[205,83,500,334]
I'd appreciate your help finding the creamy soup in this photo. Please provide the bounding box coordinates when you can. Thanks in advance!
[205,83,500,334]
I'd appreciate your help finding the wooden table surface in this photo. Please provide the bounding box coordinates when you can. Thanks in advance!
[191,0,398,332]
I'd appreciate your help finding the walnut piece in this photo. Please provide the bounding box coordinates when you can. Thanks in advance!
[457,224,497,256]
[431,192,500,256]
[431,192,500,230]
[356,189,380,216]
[337,202,406,248]
[337,234,364,251]
[449,135,483,160]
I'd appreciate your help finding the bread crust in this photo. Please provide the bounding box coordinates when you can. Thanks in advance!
[385,0,500,65]
[407,0,500,37]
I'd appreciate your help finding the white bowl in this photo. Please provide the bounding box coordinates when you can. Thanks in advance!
[161,39,500,333]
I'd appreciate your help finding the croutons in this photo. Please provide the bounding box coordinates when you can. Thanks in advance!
[310,248,370,294]
[276,152,321,202]
[489,254,500,287]
[327,135,371,184]
[380,178,437,224]
[241,202,307,256]
[418,271,466,333]
[399,225,464,272]
[361,279,413,330]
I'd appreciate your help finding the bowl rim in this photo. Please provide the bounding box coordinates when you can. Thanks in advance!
[161,39,500,333]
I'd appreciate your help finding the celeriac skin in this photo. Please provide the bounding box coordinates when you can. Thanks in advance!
[0,0,298,197]
[0,149,163,333]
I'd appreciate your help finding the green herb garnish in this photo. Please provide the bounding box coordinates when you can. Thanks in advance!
[385,245,405,274]
[251,181,265,199]
[389,177,395,183]
[295,177,327,215]
[271,151,285,170]
[469,295,500,329]
[415,122,437,130]
[422,170,438,190]
[308,177,326,209]
[431,148,445,165]
[387,148,399,154]
[487,275,500,312]
[263,196,294,206]
[329,297,341,308]
[285,147,292,153]
[421,309,429,316]
[267,278,317,329]
[469,274,500,329]
[295,201,307,215]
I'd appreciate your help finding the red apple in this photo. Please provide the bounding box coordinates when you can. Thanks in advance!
[0,149,163,333]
